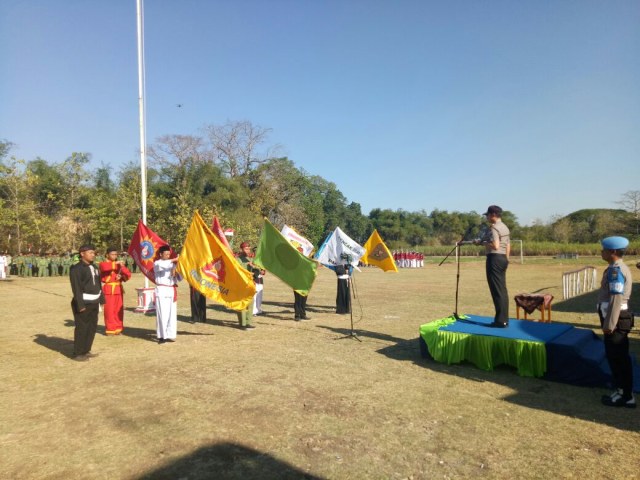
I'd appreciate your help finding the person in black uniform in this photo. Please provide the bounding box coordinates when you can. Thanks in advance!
[69,244,104,361]
[293,290,310,321]
[335,262,353,314]
[190,286,207,323]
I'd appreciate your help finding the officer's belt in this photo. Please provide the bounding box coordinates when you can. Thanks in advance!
[83,292,101,301]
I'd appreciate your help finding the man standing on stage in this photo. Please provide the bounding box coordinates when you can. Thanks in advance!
[69,244,104,361]
[474,205,511,327]
[598,236,635,408]
[99,247,132,335]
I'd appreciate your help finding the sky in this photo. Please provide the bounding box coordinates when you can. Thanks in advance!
[1,0,639,226]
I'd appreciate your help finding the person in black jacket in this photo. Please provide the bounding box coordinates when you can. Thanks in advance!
[69,244,104,361]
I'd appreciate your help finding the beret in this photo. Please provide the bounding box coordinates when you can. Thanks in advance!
[601,236,629,250]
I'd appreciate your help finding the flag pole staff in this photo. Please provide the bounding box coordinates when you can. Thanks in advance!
[136,0,149,288]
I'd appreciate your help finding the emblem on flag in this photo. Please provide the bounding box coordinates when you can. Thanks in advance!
[202,256,226,283]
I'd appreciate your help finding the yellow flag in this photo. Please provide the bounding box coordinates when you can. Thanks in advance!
[361,229,398,272]
[178,211,256,311]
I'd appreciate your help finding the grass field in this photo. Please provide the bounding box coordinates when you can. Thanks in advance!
[1,257,639,479]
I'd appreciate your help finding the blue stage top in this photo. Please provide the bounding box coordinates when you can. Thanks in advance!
[441,315,572,343]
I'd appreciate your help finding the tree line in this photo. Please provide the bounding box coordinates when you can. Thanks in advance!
[1,123,638,255]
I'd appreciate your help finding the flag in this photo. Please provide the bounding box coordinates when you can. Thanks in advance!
[211,215,232,251]
[280,225,314,257]
[361,229,398,272]
[128,219,173,283]
[177,211,256,311]
[253,218,317,296]
[314,227,365,270]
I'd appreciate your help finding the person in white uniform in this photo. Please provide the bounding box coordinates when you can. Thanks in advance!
[153,245,180,344]
[0,253,6,279]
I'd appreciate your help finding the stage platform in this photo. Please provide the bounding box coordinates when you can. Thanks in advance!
[419,314,639,390]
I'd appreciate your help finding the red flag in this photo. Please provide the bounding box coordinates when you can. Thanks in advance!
[211,216,232,251]
[127,219,174,284]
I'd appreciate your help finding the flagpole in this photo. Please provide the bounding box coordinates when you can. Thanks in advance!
[136,0,149,289]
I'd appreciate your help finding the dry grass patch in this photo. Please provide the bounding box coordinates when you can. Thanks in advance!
[1,258,639,479]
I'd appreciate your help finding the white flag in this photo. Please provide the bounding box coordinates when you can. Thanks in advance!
[315,227,365,269]
[280,225,315,257]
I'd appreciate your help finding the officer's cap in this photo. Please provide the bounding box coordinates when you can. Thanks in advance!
[78,244,96,253]
[601,236,629,250]
[483,205,503,216]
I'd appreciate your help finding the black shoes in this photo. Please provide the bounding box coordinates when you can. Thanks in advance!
[295,316,311,322]
[72,354,89,362]
[488,322,509,328]
[601,391,636,408]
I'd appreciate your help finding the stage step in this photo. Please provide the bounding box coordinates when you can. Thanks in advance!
[544,327,612,388]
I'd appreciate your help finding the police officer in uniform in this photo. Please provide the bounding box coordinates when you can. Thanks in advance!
[474,205,510,327]
[598,236,635,408]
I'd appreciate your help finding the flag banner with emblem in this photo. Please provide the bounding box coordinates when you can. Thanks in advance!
[253,218,317,296]
[211,215,232,251]
[315,227,366,270]
[281,225,314,257]
[177,211,256,311]
[361,229,398,272]
[128,219,174,284]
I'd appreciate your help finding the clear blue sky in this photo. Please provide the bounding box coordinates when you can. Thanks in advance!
[2,0,639,225]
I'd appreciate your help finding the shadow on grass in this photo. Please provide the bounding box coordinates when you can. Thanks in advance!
[316,325,406,344]
[62,319,215,342]
[138,441,323,480]
[376,337,640,432]
[33,334,74,358]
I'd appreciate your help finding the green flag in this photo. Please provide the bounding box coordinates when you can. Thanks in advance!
[253,218,318,296]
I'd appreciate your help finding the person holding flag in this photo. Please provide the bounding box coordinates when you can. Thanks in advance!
[252,219,318,322]
[235,242,257,329]
[154,245,180,343]
[99,247,132,335]
[315,227,365,315]
[177,211,256,331]
[281,225,316,321]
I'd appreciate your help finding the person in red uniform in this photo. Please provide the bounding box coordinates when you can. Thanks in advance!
[99,247,132,335]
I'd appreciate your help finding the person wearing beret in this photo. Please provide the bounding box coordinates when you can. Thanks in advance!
[69,244,105,361]
[470,205,511,328]
[598,236,635,408]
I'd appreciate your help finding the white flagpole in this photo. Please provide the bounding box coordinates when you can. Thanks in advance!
[136,0,149,288]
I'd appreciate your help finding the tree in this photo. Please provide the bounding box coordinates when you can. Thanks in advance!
[204,120,280,177]
[617,190,640,235]
[0,158,43,253]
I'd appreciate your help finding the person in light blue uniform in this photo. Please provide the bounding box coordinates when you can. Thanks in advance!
[598,236,635,408]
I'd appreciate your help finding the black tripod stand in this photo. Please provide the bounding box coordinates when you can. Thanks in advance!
[439,228,474,320]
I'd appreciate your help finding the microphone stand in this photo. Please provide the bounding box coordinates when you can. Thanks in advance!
[338,265,361,342]
[439,226,475,320]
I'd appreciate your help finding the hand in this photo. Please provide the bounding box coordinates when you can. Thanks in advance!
[603,329,612,335]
